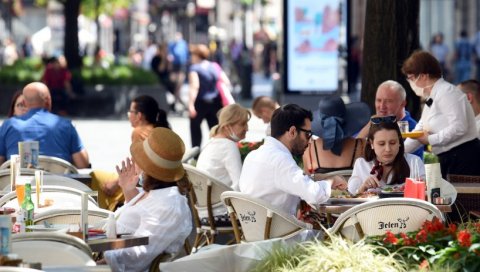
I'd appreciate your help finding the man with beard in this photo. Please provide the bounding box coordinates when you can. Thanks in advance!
[239,104,347,216]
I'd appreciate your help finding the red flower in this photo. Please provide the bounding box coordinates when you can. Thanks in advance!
[383,231,399,245]
[422,217,444,233]
[416,229,428,243]
[448,223,457,235]
[400,232,416,246]
[458,230,472,247]
[419,259,429,270]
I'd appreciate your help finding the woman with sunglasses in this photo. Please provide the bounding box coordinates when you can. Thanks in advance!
[347,117,425,195]
[402,50,480,178]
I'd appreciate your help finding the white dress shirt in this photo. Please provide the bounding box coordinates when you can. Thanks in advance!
[104,187,192,272]
[348,154,426,195]
[405,78,478,155]
[239,136,331,216]
[197,137,242,191]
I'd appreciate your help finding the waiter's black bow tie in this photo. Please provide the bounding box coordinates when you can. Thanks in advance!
[425,98,433,107]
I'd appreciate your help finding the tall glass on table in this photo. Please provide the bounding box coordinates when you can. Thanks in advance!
[9,155,20,192]
[15,176,32,208]
[34,170,44,208]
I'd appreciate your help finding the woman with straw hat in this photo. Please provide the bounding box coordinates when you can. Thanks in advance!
[100,128,192,271]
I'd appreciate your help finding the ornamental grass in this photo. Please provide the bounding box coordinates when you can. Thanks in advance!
[252,236,407,272]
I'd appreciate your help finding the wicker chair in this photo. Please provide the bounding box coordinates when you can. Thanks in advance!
[149,252,177,272]
[0,185,98,210]
[183,164,237,252]
[0,155,79,174]
[221,191,313,243]
[11,232,95,267]
[313,169,353,181]
[33,208,112,227]
[182,147,200,164]
[328,198,444,242]
[447,174,480,220]
[0,172,91,193]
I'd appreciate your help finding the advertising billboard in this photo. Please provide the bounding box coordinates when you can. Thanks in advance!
[284,0,342,93]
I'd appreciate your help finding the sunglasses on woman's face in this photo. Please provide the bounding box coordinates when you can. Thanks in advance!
[370,115,397,124]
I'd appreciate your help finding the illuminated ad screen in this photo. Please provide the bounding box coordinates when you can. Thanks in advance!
[285,0,341,93]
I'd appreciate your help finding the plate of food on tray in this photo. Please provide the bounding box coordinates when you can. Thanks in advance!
[328,189,379,204]
[379,184,405,198]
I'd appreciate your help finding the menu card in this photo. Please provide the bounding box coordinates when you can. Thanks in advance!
[18,141,39,169]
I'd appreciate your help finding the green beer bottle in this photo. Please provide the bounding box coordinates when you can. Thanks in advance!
[21,183,34,231]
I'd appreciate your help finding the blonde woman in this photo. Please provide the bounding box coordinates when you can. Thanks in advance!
[196,104,251,191]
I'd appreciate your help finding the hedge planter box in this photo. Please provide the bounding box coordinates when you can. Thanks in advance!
[0,84,168,118]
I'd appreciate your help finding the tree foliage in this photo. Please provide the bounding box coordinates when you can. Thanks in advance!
[34,0,132,70]
[35,0,131,18]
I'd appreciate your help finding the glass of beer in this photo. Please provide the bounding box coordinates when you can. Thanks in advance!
[15,176,31,207]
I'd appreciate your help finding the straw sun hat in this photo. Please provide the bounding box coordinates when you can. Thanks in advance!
[130,127,185,182]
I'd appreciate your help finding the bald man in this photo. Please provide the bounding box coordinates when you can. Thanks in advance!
[357,80,424,159]
[0,82,89,168]
[252,96,280,136]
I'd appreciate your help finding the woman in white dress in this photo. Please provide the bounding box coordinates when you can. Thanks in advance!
[348,116,425,195]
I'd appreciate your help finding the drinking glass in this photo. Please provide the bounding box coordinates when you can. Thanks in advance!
[15,176,32,207]
[35,170,44,208]
[397,121,409,133]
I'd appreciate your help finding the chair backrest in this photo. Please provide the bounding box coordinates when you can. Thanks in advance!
[11,232,95,267]
[34,208,112,226]
[315,169,353,181]
[221,191,312,243]
[328,198,444,242]
[0,155,79,174]
[182,147,200,163]
[1,173,91,193]
[0,168,51,193]
[184,164,232,209]
[183,164,232,230]
[0,185,98,209]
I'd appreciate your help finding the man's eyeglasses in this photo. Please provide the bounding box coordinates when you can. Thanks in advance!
[296,127,313,140]
[370,115,397,124]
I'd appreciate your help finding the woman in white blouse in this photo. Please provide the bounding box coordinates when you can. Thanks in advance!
[196,104,251,191]
[348,117,425,195]
[402,50,480,178]
[99,128,192,272]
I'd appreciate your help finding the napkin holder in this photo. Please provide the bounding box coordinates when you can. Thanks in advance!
[404,177,426,200]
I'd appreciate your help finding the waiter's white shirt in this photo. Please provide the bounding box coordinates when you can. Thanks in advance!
[405,78,478,155]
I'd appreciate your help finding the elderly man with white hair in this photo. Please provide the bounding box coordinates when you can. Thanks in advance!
[357,80,424,159]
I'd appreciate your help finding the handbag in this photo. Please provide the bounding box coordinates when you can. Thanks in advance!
[212,62,235,107]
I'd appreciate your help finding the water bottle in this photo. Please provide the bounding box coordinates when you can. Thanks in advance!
[106,213,117,239]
